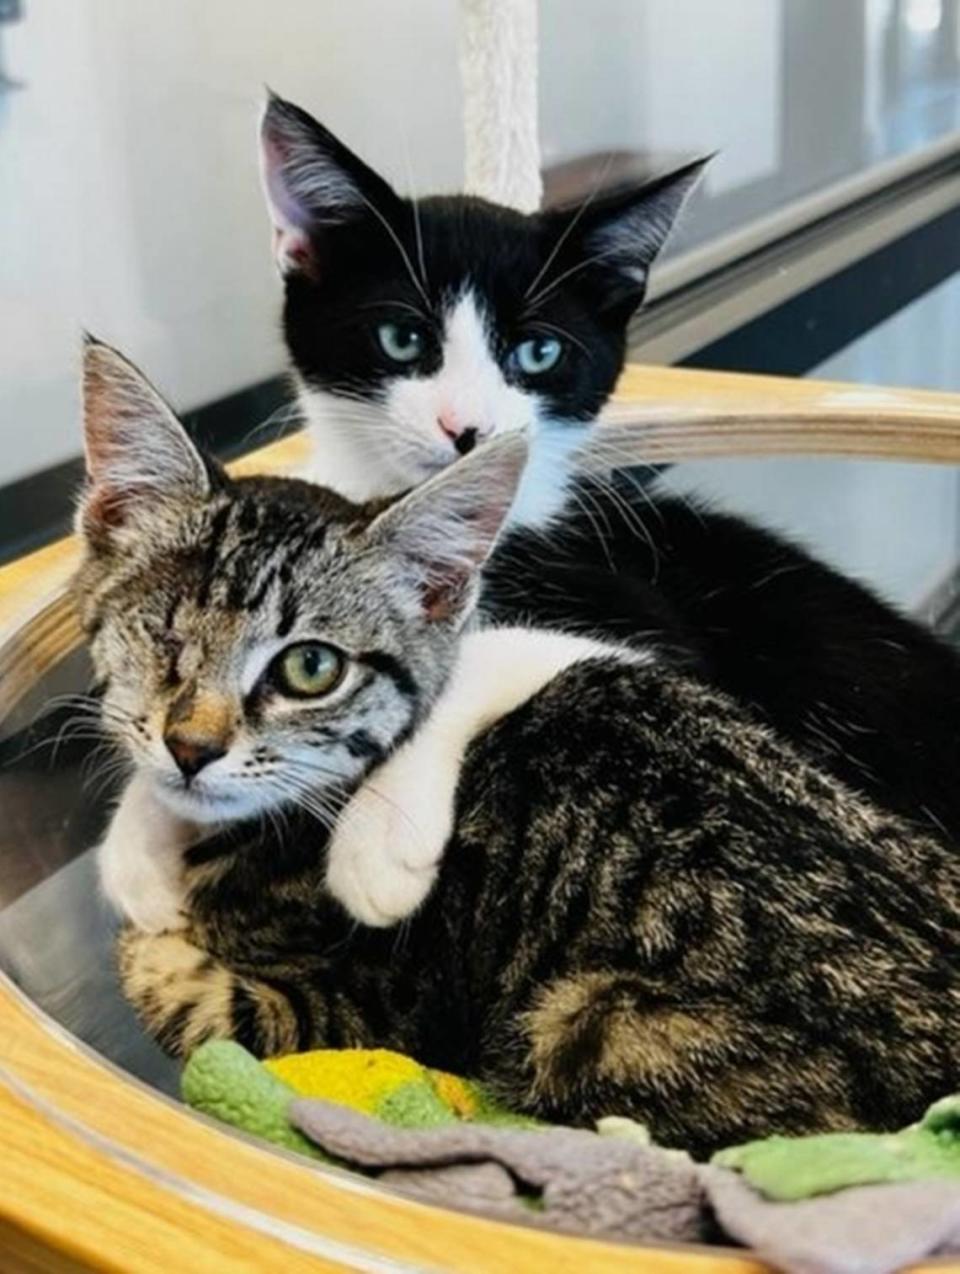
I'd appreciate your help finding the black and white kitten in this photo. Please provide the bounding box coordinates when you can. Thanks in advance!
[260,92,703,526]
[259,95,960,894]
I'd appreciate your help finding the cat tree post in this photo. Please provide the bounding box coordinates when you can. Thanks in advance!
[459,0,542,212]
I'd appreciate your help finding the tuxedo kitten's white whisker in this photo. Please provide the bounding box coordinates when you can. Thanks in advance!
[239,400,303,449]
[562,487,617,573]
[524,245,621,312]
[574,433,708,532]
[649,470,712,530]
[355,189,431,312]
[320,422,430,465]
[523,152,615,302]
[612,469,669,534]
[354,299,432,324]
[579,472,660,574]
[397,129,430,297]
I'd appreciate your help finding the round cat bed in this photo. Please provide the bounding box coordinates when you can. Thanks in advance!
[3,363,960,1270]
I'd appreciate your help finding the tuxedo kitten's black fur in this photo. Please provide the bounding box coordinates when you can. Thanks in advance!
[486,480,960,843]
[262,95,960,845]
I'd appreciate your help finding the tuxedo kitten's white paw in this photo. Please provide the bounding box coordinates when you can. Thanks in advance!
[326,745,457,927]
[325,628,640,927]
[97,775,194,933]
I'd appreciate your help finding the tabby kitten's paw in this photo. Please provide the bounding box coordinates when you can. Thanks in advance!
[118,928,222,1057]
[326,744,456,927]
[97,775,193,933]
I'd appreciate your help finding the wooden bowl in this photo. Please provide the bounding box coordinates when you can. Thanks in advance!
[3,364,960,1272]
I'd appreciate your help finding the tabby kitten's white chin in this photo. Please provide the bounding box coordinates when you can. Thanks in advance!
[150,776,263,825]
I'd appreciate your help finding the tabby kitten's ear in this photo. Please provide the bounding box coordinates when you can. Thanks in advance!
[544,157,709,307]
[259,92,401,278]
[368,432,529,625]
[80,337,210,542]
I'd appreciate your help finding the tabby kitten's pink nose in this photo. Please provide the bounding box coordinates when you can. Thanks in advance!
[164,733,226,780]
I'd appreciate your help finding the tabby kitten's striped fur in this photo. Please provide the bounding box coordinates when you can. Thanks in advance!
[81,344,960,1158]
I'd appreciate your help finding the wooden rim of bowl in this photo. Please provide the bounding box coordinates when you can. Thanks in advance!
[3,363,960,1271]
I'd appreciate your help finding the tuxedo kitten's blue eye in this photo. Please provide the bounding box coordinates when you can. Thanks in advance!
[377,322,425,364]
[272,642,345,698]
[513,336,563,375]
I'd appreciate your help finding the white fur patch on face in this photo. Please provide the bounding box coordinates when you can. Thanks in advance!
[298,290,588,528]
[389,290,533,455]
[300,289,540,502]
[384,290,538,483]
[297,384,409,501]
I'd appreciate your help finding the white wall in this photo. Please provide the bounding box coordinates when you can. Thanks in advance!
[0,0,463,485]
[540,0,782,194]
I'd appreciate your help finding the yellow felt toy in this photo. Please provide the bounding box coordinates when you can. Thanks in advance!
[264,1046,488,1126]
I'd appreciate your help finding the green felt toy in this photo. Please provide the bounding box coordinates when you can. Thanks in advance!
[715,1095,960,1201]
[182,1039,324,1159]
[181,1041,536,1156]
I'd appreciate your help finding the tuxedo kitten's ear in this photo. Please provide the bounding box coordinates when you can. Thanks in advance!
[368,432,529,625]
[80,337,210,541]
[554,157,709,305]
[259,92,401,278]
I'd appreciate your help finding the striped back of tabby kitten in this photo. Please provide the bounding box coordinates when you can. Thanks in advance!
[79,344,960,1158]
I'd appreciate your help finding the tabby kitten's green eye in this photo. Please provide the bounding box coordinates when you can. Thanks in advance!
[272,643,345,698]
[377,322,425,364]
[513,336,563,375]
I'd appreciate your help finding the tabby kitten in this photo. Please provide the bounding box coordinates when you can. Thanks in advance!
[80,343,960,1158]
[263,93,960,861]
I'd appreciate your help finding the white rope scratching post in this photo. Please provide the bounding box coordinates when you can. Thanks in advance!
[459,0,542,212]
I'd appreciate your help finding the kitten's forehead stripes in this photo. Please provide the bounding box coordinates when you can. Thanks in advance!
[184,482,355,620]
[195,503,233,608]
[277,594,299,639]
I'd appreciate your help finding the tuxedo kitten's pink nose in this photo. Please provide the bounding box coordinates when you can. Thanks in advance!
[437,413,485,456]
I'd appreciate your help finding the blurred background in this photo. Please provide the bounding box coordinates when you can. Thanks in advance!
[4,0,960,611]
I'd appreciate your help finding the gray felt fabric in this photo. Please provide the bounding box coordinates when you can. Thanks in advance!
[703,1167,960,1274]
[289,1097,706,1243]
[290,1096,960,1269]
